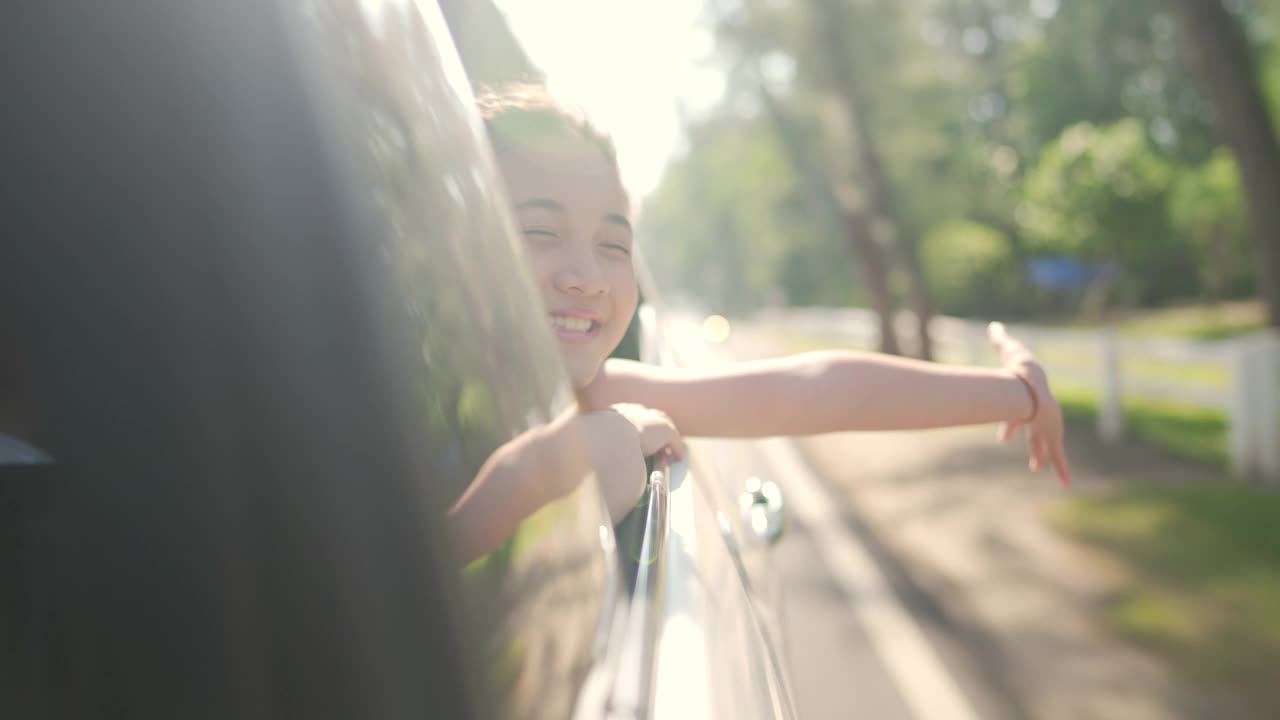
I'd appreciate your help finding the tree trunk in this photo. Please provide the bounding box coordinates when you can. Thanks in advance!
[841,210,902,355]
[752,68,903,354]
[1172,0,1280,327]
[808,0,936,359]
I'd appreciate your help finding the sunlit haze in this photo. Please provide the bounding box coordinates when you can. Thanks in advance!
[494,0,725,201]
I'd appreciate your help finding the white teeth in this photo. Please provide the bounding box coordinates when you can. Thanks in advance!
[551,315,594,333]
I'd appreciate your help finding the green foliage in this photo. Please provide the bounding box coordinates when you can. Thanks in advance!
[644,0,1280,321]
[1167,149,1255,300]
[1168,149,1246,239]
[920,220,1019,316]
[641,114,855,312]
[1013,0,1217,159]
[1019,119,1198,305]
[1020,120,1171,257]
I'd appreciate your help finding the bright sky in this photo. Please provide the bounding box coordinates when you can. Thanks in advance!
[493,0,725,200]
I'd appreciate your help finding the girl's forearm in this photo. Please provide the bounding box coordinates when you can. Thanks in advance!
[619,350,1035,437]
[447,411,589,562]
[447,434,539,563]
[795,351,1033,433]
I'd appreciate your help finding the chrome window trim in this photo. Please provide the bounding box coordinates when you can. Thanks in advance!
[601,456,676,720]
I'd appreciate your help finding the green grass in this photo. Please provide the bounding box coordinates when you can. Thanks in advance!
[1035,346,1231,388]
[781,330,1233,389]
[1050,485,1280,695]
[1053,386,1229,469]
[1069,300,1268,340]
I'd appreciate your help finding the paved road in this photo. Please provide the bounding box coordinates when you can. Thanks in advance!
[663,310,1260,720]
[665,313,1018,720]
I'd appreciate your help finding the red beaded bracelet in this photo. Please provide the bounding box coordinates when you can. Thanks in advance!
[1011,371,1040,423]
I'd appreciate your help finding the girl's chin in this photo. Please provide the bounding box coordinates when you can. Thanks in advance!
[561,352,605,389]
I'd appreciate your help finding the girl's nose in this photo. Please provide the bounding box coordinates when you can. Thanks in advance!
[553,251,609,297]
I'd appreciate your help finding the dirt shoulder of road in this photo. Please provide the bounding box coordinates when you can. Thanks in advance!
[795,421,1272,720]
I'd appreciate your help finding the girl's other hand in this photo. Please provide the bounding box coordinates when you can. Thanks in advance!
[988,322,1072,487]
[608,403,686,461]
[580,404,685,521]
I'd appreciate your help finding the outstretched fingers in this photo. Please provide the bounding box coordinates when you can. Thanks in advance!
[1049,439,1072,487]
[988,321,1032,365]
[998,420,1025,443]
[988,321,1016,356]
[1028,434,1046,472]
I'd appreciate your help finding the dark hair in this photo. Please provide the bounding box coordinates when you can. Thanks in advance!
[475,83,618,170]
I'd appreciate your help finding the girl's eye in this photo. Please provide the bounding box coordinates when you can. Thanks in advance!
[600,243,632,257]
[523,228,561,243]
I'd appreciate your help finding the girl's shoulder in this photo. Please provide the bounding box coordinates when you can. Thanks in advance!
[582,358,661,410]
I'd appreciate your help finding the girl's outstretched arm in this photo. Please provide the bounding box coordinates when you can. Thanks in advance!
[582,322,1070,485]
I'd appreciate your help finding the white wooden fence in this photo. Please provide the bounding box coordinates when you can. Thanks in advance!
[759,307,1280,481]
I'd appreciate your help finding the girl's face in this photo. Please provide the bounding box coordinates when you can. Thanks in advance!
[498,141,638,388]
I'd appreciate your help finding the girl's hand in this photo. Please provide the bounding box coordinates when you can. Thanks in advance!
[579,404,685,521]
[607,403,687,461]
[988,322,1072,487]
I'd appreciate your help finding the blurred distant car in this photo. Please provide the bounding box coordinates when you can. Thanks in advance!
[2,2,794,718]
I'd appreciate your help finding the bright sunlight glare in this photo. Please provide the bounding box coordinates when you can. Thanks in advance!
[493,0,725,201]
[702,314,732,344]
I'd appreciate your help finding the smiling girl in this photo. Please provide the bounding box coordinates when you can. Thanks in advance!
[449,85,1068,561]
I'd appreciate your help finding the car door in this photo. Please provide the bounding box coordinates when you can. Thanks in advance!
[630,304,798,720]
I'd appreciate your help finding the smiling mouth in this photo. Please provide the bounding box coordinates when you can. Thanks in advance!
[550,314,601,340]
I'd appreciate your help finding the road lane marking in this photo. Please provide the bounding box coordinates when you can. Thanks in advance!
[757,437,980,720]
[665,312,980,720]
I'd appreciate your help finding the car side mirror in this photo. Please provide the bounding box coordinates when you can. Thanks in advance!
[739,475,785,545]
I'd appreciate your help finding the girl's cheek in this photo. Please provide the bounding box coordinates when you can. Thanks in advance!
[617,266,639,305]
[526,250,560,293]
